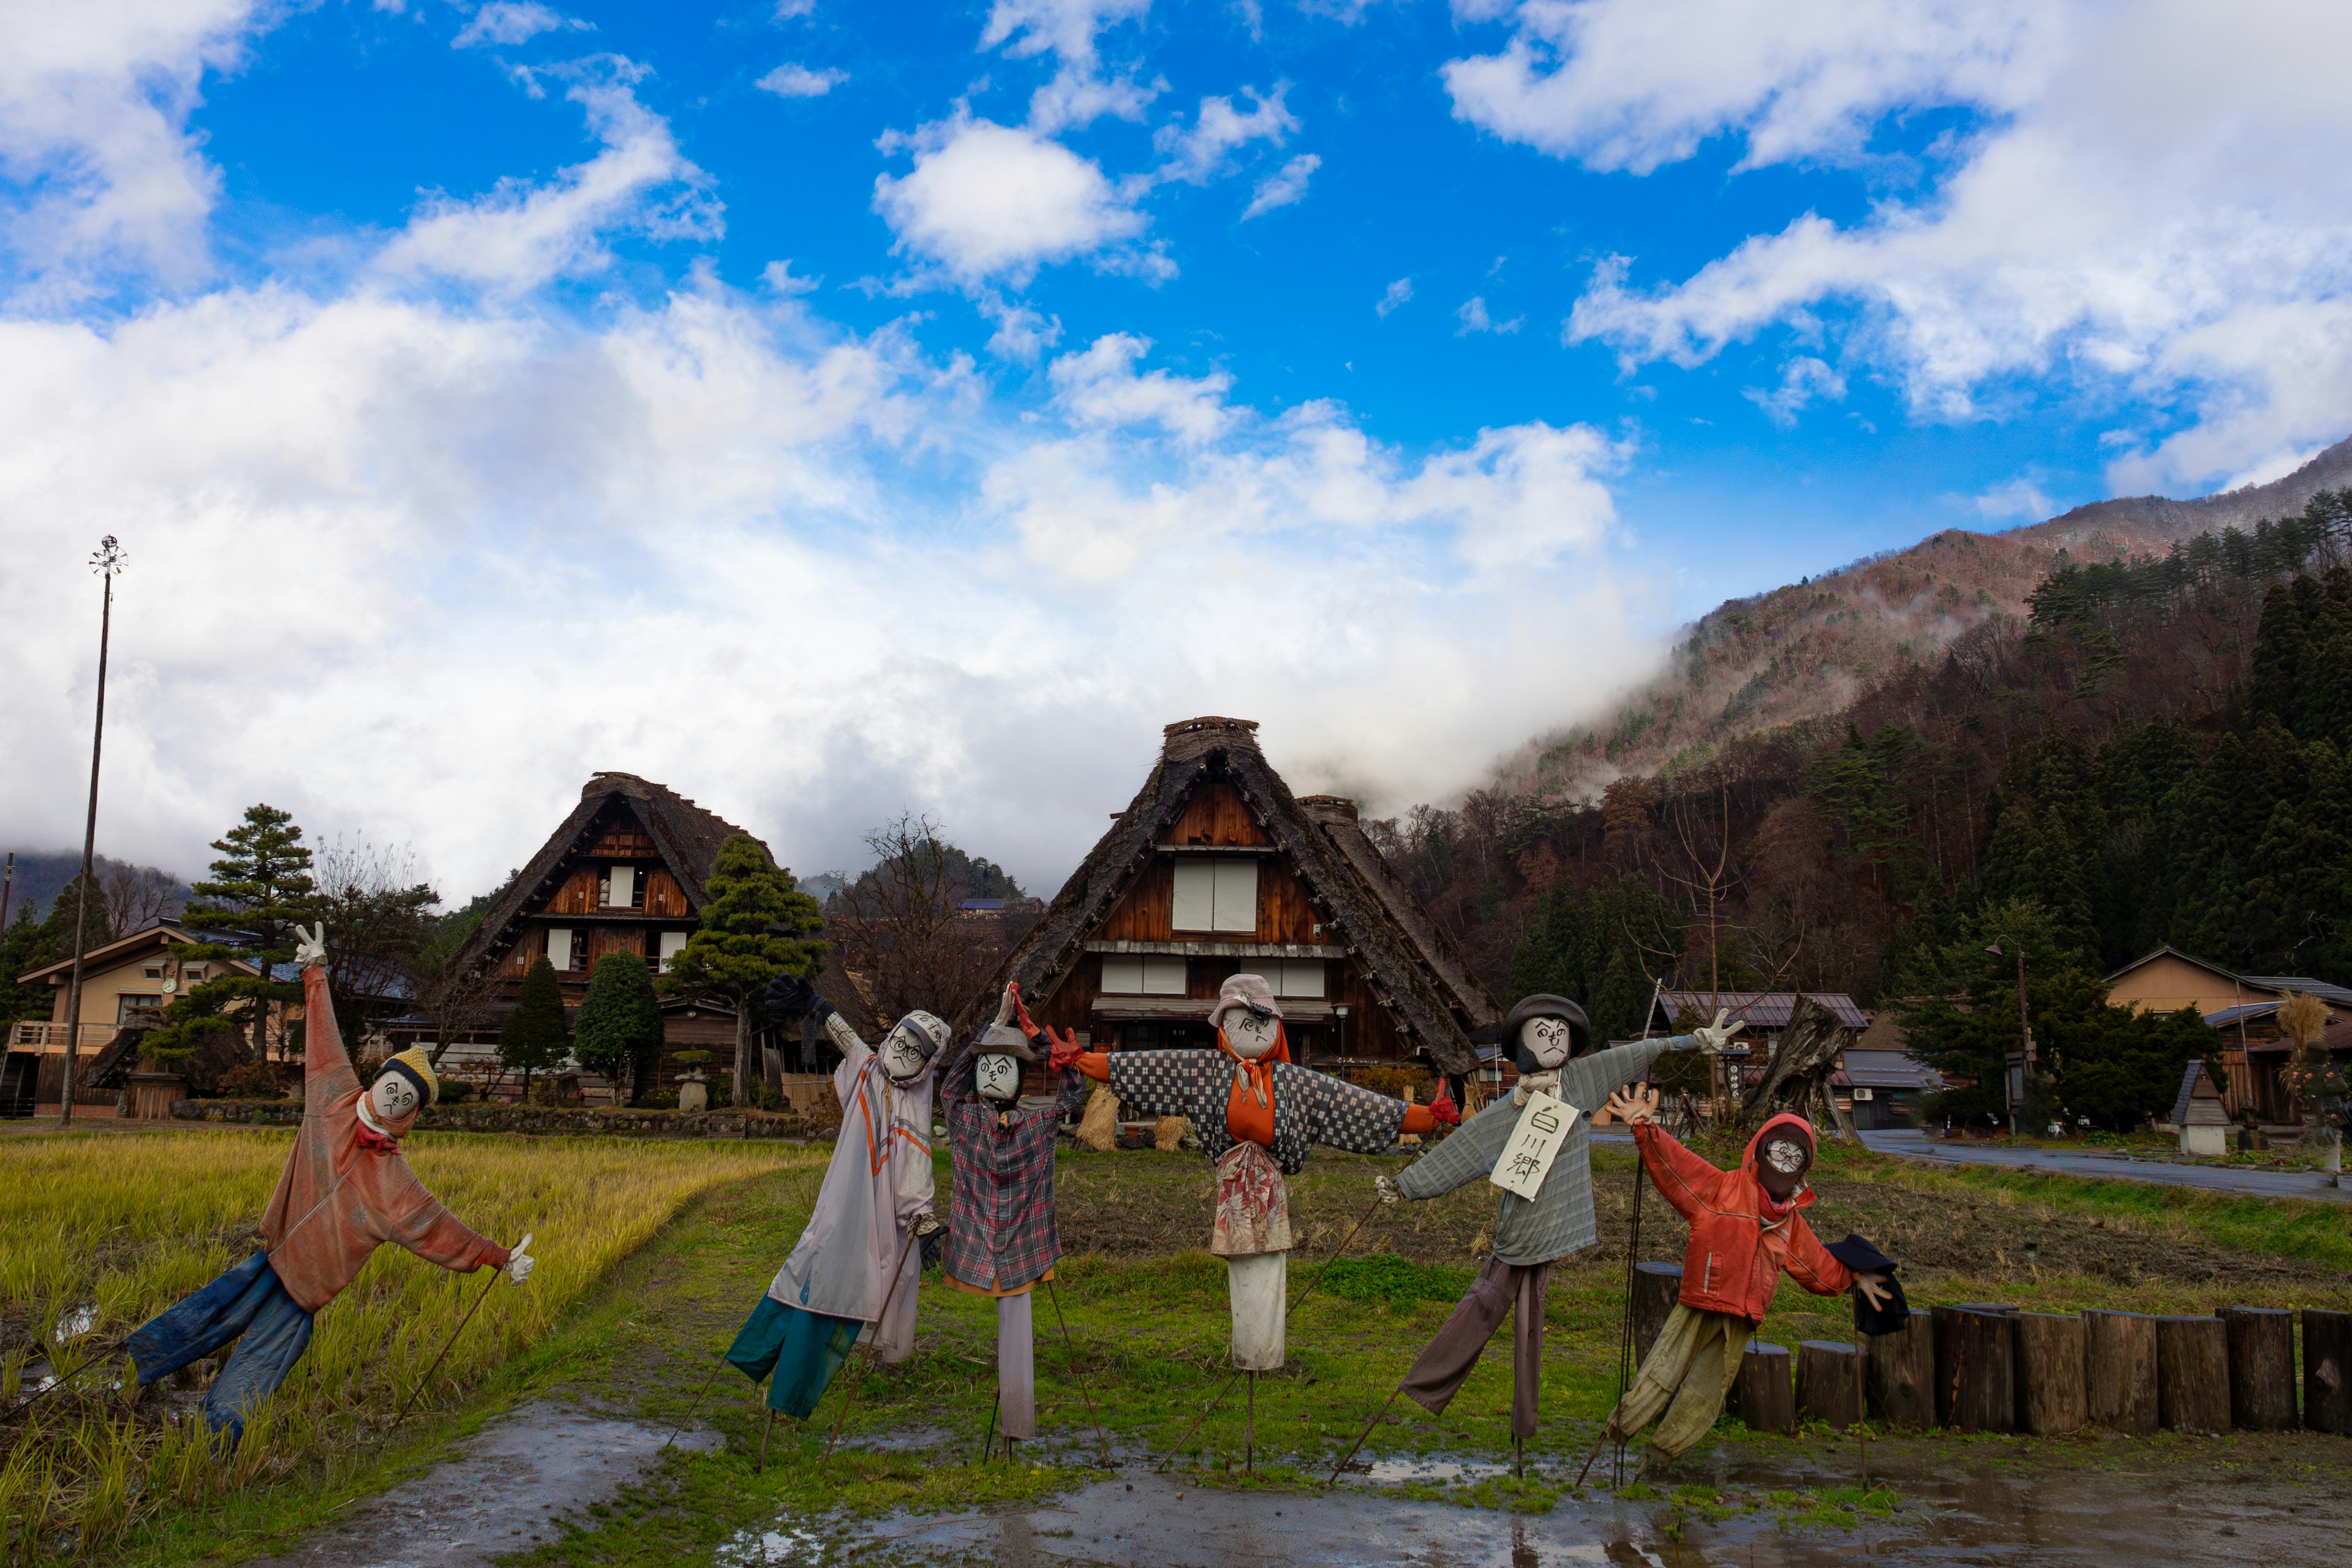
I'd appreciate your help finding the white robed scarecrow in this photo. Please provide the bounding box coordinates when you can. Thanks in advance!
[726,986,948,1422]
[1066,974,1457,1447]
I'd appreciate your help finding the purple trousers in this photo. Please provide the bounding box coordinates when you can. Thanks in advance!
[1398,1255,1551,1440]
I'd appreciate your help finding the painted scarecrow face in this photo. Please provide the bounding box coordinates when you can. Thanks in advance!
[1222,1008,1281,1061]
[976,1053,1024,1102]
[880,1013,947,1081]
[1519,1015,1574,1069]
[1757,1133,1812,1200]
[367,1069,419,1131]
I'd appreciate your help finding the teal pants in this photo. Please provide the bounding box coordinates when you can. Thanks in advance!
[727,1295,865,1417]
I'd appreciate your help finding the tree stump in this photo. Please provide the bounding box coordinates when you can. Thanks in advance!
[2156,1317,2231,1434]
[1632,1263,1683,1364]
[2085,1310,2159,1435]
[1732,1341,1795,1434]
[1795,1341,1863,1428]
[2302,1308,2352,1434]
[2011,1311,2087,1436]
[1933,1304,2016,1433]
[1866,1314,1935,1429]
[2220,1306,2297,1431]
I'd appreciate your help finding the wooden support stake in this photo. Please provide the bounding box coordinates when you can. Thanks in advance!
[2084,1310,2159,1436]
[2220,1306,2297,1432]
[1793,1341,1862,1428]
[1932,1304,2016,1433]
[1731,1341,1795,1435]
[1327,1385,1401,1488]
[2155,1316,2231,1435]
[2303,1308,2352,1434]
[2011,1311,2087,1436]
[1865,1314,1934,1430]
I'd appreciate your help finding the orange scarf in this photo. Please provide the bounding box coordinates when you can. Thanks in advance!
[1219,1022,1291,1148]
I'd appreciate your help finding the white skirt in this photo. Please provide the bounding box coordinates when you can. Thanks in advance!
[1226,1250,1287,1371]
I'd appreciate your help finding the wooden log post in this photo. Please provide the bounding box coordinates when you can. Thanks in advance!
[1732,1341,1795,1434]
[1795,1341,1863,1428]
[1866,1314,1935,1429]
[2086,1310,2160,1435]
[2219,1306,2297,1432]
[1631,1262,1683,1364]
[2155,1316,2231,1434]
[2011,1311,2087,1436]
[2302,1308,2352,1434]
[1933,1304,2016,1433]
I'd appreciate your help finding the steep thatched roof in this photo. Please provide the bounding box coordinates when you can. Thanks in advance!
[453,772,766,976]
[992,717,1499,1074]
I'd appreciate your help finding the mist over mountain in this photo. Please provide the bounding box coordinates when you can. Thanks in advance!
[1513,435,2352,797]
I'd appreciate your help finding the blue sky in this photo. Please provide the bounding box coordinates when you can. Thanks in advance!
[6,0,2351,897]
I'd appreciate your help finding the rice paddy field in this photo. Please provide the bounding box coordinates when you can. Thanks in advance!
[0,1129,815,1563]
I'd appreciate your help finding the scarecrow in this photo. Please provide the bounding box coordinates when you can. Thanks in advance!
[1065,973,1458,1453]
[726,983,948,1426]
[125,924,533,1446]
[937,981,1091,1455]
[1349,995,1744,1472]
[1596,1087,1892,1477]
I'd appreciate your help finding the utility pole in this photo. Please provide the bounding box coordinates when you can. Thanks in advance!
[58,537,126,1126]
[1,851,14,937]
[1986,937,2034,1140]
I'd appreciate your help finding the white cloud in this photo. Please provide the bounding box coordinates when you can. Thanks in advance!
[1972,476,2054,521]
[981,296,1064,360]
[755,63,846,98]
[1455,296,1521,335]
[1048,333,1236,444]
[980,0,1158,131]
[1376,277,1412,317]
[873,116,1147,286]
[453,4,592,48]
[1501,0,2352,491]
[1242,153,1319,219]
[375,61,720,293]
[1155,86,1297,184]
[760,259,821,295]
[0,0,269,300]
[1743,355,1845,426]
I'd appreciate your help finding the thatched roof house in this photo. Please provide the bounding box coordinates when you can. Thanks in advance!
[992,717,1499,1076]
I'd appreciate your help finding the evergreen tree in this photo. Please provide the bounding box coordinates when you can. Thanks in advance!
[571,950,663,1102]
[173,805,320,1062]
[499,956,570,1099]
[1505,876,1682,1045]
[666,834,827,1105]
[0,901,61,1025]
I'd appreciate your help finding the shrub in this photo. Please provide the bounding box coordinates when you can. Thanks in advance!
[216,1059,294,1101]
[1351,1064,1436,1103]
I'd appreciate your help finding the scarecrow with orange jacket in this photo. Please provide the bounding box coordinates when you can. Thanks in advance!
[1597,1087,1893,1475]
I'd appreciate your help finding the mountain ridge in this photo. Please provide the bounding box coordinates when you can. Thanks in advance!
[1515,434,2352,797]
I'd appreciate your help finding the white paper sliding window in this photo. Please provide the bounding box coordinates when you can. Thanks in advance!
[1101,955,1188,994]
[1270,959,1325,998]
[546,928,573,971]
[657,931,688,971]
[1171,858,1259,933]
[606,865,636,908]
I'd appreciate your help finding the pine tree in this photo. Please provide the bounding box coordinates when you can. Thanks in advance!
[571,950,663,1103]
[0,902,61,1025]
[499,956,570,1101]
[666,834,826,1105]
[175,805,320,1062]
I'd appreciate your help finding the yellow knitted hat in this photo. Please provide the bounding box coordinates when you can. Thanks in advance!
[377,1045,440,1107]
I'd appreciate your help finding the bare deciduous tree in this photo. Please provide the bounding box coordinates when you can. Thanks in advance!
[824,813,1027,1033]
[100,858,181,937]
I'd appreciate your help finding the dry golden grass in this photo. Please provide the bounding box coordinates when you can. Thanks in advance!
[0,1129,818,1561]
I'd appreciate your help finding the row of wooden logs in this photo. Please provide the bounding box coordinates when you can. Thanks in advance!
[1630,1262,2352,1437]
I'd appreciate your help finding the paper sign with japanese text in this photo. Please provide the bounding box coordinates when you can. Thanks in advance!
[1488,1089,1580,1200]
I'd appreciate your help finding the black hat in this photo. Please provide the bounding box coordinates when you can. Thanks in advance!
[1499,994,1592,1071]
[1825,1232,1910,1335]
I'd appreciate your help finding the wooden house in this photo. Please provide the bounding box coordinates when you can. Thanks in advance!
[429,772,770,1101]
[2104,946,2352,1123]
[992,717,1500,1080]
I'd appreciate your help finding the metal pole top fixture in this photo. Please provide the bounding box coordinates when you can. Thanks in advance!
[92,535,127,575]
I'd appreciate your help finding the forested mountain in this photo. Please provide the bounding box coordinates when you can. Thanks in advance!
[1520,436,2352,797]
[1368,473,2352,1131]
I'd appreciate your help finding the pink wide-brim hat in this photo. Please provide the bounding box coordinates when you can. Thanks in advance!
[1208,973,1283,1029]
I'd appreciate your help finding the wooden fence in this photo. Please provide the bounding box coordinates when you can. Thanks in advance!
[1630,1261,2352,1436]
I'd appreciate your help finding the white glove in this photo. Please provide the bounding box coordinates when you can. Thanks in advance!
[1374,1173,1402,1205]
[293,922,328,968]
[993,982,1019,1029]
[505,1233,535,1286]
[1692,1008,1746,1053]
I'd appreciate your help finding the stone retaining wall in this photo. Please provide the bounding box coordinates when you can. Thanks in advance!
[170,1099,820,1139]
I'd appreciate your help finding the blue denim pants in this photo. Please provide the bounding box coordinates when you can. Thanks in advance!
[125,1251,315,1446]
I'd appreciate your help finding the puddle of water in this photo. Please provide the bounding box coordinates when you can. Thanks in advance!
[1357,1453,1512,1485]
[718,1523,839,1566]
